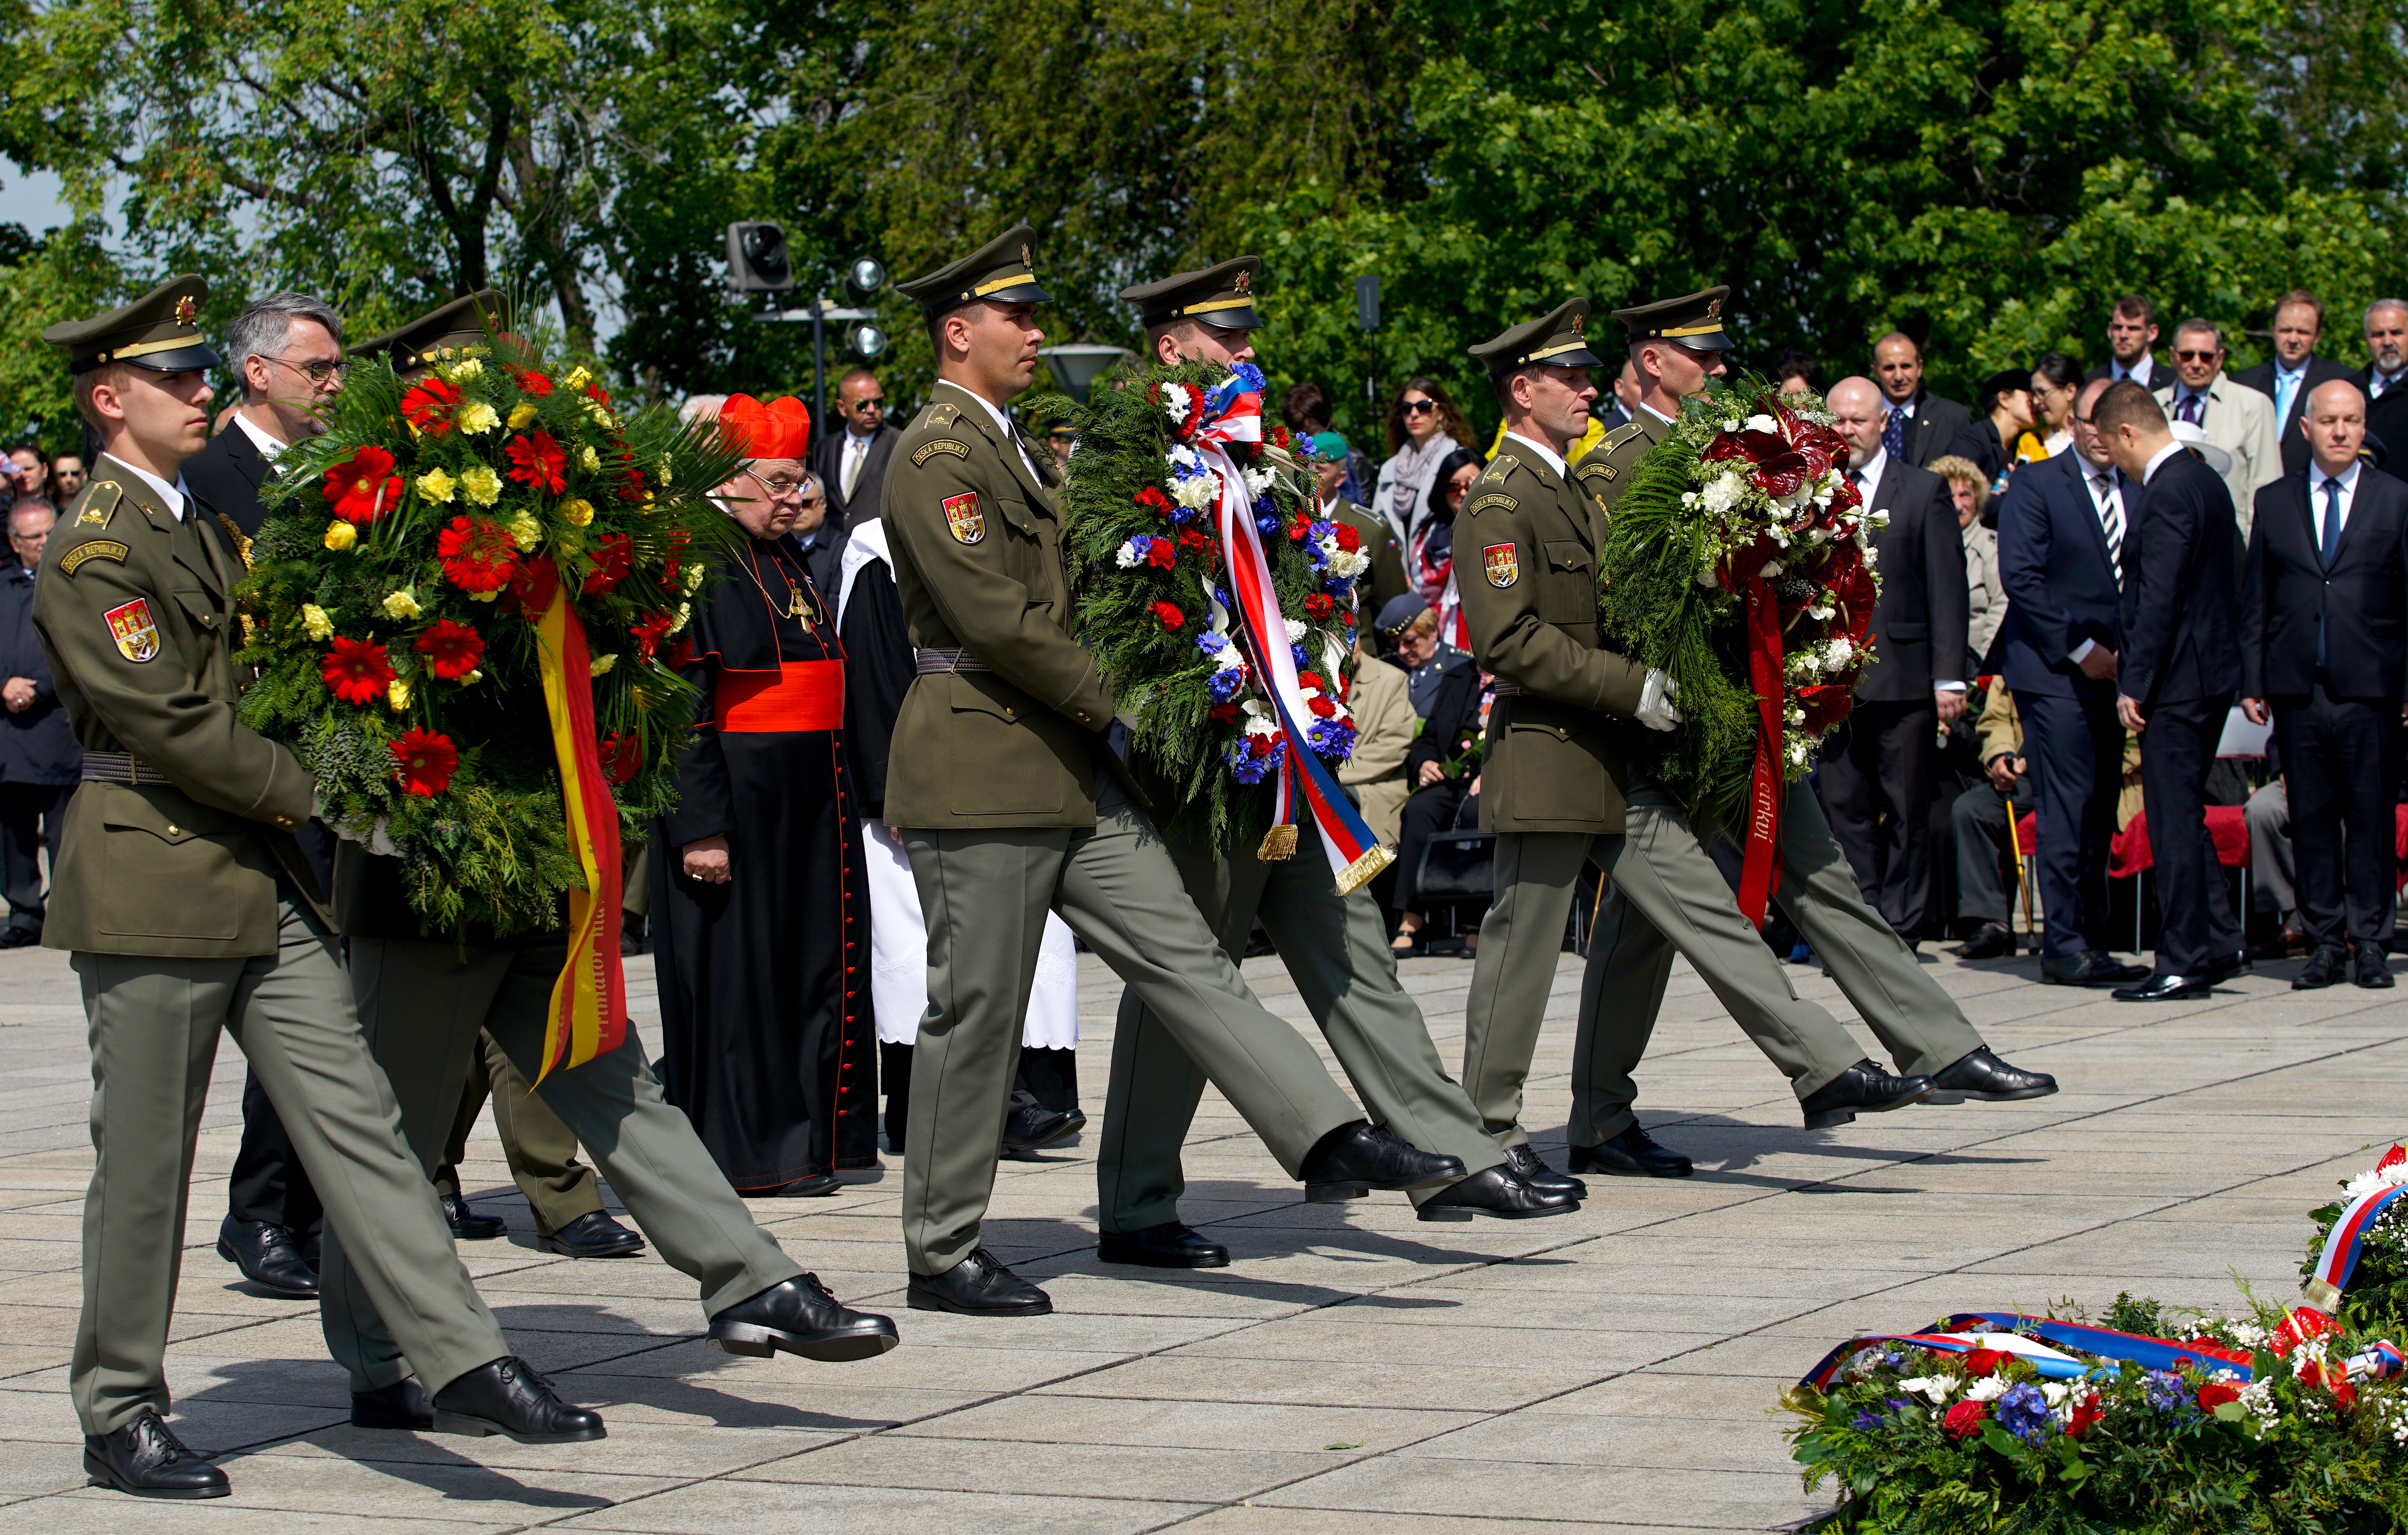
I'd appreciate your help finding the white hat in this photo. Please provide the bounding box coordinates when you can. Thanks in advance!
[2169,419,2234,477]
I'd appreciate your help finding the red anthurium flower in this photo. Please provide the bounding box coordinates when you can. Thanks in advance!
[507,365,555,397]
[505,428,567,495]
[436,516,519,593]
[597,733,643,786]
[2272,1308,2337,1356]
[324,445,402,525]
[1303,593,1334,618]
[389,727,460,797]
[399,376,462,436]
[628,611,674,659]
[1940,1400,1988,1439]
[1148,600,1185,631]
[2197,1381,2243,1410]
[2382,1144,2407,1172]
[582,533,634,595]
[413,619,485,679]
[322,636,396,705]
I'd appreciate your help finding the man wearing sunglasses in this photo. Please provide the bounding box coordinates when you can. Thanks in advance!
[2154,319,2282,543]
[809,367,899,530]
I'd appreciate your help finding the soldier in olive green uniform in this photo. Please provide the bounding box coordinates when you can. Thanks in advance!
[35,278,602,1500]
[881,227,1463,1315]
[1094,260,1573,1264]
[312,297,896,1431]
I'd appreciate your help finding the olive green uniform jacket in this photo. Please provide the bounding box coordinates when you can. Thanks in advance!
[32,459,318,955]
[1454,433,1648,835]
[880,381,1118,830]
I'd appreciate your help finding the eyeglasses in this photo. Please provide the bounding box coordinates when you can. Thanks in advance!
[272,354,347,387]
[2174,349,2221,363]
[1400,398,1437,415]
[747,472,808,498]
[847,396,886,413]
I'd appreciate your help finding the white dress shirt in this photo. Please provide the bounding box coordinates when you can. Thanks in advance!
[2113,355,2160,388]
[111,456,188,521]
[233,411,287,465]
[840,425,874,498]
[1500,430,1567,479]
[2311,459,2361,544]
[961,388,1040,480]
[2371,368,2407,402]
[2066,461,2127,666]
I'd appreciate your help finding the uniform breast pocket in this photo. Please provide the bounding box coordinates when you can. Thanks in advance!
[1539,541,1595,623]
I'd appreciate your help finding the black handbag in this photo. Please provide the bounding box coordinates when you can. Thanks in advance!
[1413,792,1494,905]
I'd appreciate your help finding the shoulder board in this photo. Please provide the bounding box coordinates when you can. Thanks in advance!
[1489,454,1520,480]
[909,438,973,466]
[925,402,962,428]
[57,539,129,575]
[1466,492,1518,517]
[1601,421,1646,453]
[71,480,123,529]
[1577,461,1617,483]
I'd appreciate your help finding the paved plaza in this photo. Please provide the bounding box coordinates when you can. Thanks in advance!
[0,933,2399,1533]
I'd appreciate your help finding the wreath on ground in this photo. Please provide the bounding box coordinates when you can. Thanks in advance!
[1060,359,1372,848]
[235,344,740,936]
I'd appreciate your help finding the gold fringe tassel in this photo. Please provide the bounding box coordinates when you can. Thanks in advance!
[1333,841,1395,897]
[1256,824,1299,861]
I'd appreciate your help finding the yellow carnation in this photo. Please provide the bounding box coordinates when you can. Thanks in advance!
[658,458,673,486]
[438,357,484,383]
[458,401,502,435]
[468,589,500,604]
[562,365,593,392]
[387,678,412,711]
[380,589,422,620]
[506,510,544,551]
[669,601,692,636]
[507,402,538,429]
[682,562,705,595]
[323,520,357,551]
[416,468,456,503]
[300,603,333,640]
[459,465,502,506]
[578,444,600,473]
[560,497,595,526]
[588,652,618,676]
[458,669,483,686]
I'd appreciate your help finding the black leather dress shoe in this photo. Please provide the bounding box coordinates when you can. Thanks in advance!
[2112,971,2211,1001]
[1296,1121,1467,1202]
[1098,1220,1230,1269]
[1951,921,2014,960]
[740,1172,843,1198]
[907,1248,1051,1316]
[2356,942,2395,989]
[1503,1143,1587,1197]
[1799,1060,1935,1130]
[2204,950,2253,983]
[2040,950,2149,987]
[1416,1164,1579,1221]
[83,1410,228,1499]
[430,1357,605,1443]
[1923,1048,2058,1105]
[1001,1097,1086,1155]
[440,1193,505,1239]
[0,925,38,949]
[2295,947,2348,990]
[536,1211,646,1259]
[216,1215,319,1299]
[351,1376,434,1430]
[1569,1125,1693,1178]
[709,1273,899,1362]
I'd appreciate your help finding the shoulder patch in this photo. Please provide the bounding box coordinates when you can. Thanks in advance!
[926,402,962,428]
[1577,461,1617,483]
[73,481,123,528]
[1481,542,1520,588]
[1468,493,1518,517]
[103,597,160,662]
[57,539,129,575]
[911,438,972,466]
[942,492,985,544]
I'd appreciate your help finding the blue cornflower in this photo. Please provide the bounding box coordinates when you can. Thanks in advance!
[1291,642,1311,668]
[1994,1383,2053,1442]
[1208,669,1244,702]
[1255,514,1281,535]
[2143,1371,2197,1417]
[1197,632,1228,656]
[1232,362,1268,396]
[1309,518,1335,542]
[1850,1409,1885,1432]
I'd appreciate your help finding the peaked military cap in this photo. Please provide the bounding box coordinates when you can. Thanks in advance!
[896,224,1053,319]
[1120,256,1264,331]
[1469,298,1603,376]
[350,291,511,375]
[43,274,223,376]
[1612,285,1733,351]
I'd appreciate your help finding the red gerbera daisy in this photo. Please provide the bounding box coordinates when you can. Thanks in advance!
[323,445,401,526]
[399,376,463,436]
[505,429,567,495]
[1148,600,1185,631]
[321,636,395,705]
[413,619,485,679]
[507,365,555,397]
[628,611,674,659]
[389,727,460,797]
[582,532,634,596]
[435,516,519,593]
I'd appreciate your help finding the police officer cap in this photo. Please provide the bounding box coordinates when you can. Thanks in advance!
[43,274,223,376]
[896,224,1054,320]
[1468,299,1603,376]
[350,291,512,376]
[1376,594,1431,637]
[1611,285,1733,351]
[1120,256,1264,332]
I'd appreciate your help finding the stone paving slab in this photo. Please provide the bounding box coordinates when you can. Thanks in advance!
[0,936,2399,1531]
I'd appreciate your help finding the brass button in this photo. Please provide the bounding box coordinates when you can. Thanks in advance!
[1005,707,1016,720]
[165,824,181,835]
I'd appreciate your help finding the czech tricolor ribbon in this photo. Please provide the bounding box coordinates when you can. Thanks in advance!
[2305,1181,2408,1313]
[1797,1316,2261,1396]
[529,561,628,1081]
[1193,374,1393,895]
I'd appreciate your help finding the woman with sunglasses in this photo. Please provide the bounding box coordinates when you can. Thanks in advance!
[2020,353,2084,464]
[1373,378,1475,549]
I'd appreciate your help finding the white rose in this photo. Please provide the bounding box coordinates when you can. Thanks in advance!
[1822,636,1853,669]
[1965,1377,2008,1403]
[1169,475,1216,510]
[1745,413,1777,435]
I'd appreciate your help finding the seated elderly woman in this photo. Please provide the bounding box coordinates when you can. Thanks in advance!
[1926,453,2007,675]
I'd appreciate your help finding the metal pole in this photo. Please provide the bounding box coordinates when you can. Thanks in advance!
[812,290,828,430]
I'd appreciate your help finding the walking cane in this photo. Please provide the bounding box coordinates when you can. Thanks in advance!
[2009,798,2037,955]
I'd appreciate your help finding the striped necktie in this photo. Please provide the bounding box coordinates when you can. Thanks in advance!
[2091,470,2123,568]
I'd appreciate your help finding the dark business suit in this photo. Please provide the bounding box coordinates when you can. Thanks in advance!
[183,419,275,536]
[2360,367,2408,472]
[1997,449,2134,962]
[0,562,78,939]
[2122,449,2245,976]
[1819,454,1968,937]
[1888,388,1973,469]
[2233,356,2356,477]
[811,422,901,531]
[2241,465,2408,948]
[2086,355,2170,390]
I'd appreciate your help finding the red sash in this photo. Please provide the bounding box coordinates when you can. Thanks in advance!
[716,661,844,733]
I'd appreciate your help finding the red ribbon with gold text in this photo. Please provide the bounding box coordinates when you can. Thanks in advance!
[1734,569,1788,929]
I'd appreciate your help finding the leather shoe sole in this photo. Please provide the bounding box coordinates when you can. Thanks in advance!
[430,1406,606,1444]
[214,1238,318,1300]
[708,1316,898,1363]
[741,1173,843,1198]
[82,1448,229,1500]
[1803,1083,1932,1131]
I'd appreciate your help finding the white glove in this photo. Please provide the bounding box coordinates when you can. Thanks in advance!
[1635,669,1683,731]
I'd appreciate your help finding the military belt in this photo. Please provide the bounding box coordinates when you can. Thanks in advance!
[80,750,174,787]
[914,649,994,675]
[1492,682,1525,697]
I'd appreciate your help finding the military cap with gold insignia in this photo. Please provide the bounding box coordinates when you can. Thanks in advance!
[350,291,512,375]
[1467,298,1604,376]
[895,224,1053,319]
[1611,285,1733,351]
[1120,256,1264,332]
[42,274,223,375]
